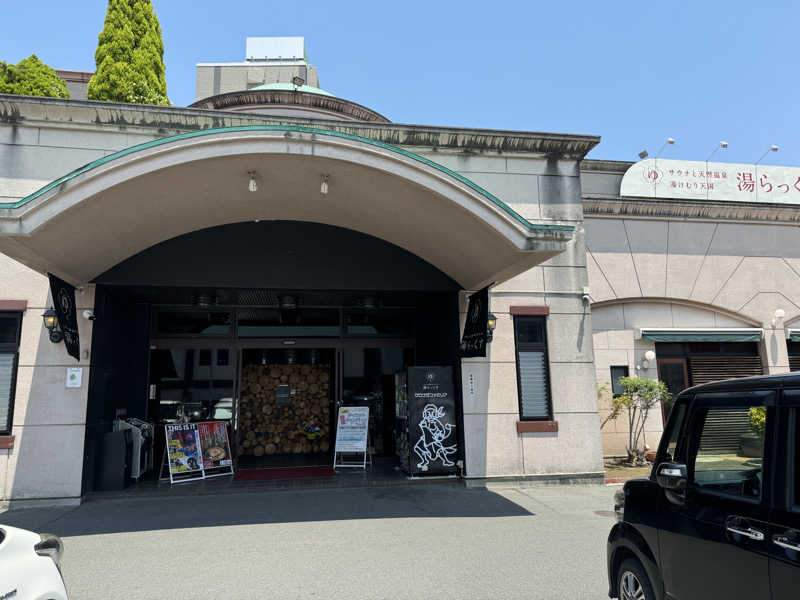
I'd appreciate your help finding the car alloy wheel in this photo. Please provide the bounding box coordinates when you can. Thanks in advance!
[620,570,646,600]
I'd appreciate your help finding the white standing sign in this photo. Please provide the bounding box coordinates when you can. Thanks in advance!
[621,158,800,205]
[333,406,370,469]
[66,367,82,388]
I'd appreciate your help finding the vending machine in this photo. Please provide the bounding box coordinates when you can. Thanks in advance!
[394,366,458,476]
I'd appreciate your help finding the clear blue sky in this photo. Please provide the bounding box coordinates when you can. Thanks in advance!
[2,0,799,165]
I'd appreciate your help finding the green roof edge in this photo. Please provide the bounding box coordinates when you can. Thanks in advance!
[0,125,574,234]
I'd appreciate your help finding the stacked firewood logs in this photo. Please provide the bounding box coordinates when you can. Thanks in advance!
[238,363,331,457]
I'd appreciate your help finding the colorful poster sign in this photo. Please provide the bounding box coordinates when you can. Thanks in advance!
[197,421,233,469]
[166,424,202,474]
[621,158,800,204]
[334,406,369,453]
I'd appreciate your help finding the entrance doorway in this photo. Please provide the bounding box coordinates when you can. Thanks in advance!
[145,339,416,474]
[86,281,461,492]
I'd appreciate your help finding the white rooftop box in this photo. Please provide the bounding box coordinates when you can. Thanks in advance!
[246,37,305,61]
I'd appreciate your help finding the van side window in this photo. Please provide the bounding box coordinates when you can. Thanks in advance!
[689,396,769,500]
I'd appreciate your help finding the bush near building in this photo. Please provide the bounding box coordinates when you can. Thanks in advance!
[0,55,70,98]
[610,377,671,466]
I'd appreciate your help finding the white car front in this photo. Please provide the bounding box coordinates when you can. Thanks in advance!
[0,525,67,600]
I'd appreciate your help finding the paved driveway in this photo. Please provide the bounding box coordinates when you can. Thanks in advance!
[1,483,618,600]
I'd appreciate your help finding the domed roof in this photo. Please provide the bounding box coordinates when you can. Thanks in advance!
[250,82,335,97]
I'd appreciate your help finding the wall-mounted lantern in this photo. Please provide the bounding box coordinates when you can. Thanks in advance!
[487,313,498,343]
[42,307,63,343]
[640,350,656,370]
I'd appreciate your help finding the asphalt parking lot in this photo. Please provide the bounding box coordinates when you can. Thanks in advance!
[1,482,618,600]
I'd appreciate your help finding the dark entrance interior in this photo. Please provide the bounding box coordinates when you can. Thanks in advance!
[655,341,763,422]
[82,221,462,493]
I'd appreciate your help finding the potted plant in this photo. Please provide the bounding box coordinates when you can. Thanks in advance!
[740,406,766,458]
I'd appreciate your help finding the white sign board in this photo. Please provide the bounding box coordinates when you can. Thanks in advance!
[66,367,82,388]
[334,406,369,453]
[620,158,800,205]
[246,36,304,61]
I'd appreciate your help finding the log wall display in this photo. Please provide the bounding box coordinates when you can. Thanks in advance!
[238,363,332,457]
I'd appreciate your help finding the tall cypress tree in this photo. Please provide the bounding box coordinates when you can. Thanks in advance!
[87,0,169,105]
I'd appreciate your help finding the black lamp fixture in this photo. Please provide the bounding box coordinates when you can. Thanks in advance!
[42,308,63,343]
[487,313,498,343]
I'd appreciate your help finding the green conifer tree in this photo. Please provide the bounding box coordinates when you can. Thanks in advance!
[87,0,169,105]
[0,55,70,98]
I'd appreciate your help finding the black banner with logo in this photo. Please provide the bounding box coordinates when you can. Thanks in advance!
[407,367,457,476]
[460,286,489,358]
[48,273,80,361]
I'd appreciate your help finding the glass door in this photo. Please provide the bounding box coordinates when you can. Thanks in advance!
[147,344,237,478]
[341,344,415,457]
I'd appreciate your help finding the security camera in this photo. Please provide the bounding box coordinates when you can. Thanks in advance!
[581,294,591,304]
[82,310,95,321]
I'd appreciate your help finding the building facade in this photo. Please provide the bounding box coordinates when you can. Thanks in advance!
[583,158,800,457]
[0,39,605,503]
[6,38,794,502]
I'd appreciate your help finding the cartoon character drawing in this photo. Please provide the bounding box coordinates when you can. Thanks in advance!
[413,404,457,470]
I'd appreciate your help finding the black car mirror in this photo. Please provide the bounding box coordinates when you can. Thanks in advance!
[656,462,687,505]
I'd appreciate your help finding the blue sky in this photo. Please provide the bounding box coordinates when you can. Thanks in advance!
[2,0,799,164]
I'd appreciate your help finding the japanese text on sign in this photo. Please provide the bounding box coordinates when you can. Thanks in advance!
[621,159,800,204]
[334,407,369,453]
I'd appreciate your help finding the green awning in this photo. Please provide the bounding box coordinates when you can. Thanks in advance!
[641,329,762,343]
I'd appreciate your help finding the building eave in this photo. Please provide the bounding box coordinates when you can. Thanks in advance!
[0,94,601,158]
[580,158,633,173]
[583,195,800,224]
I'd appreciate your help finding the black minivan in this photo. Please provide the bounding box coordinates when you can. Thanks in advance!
[607,373,800,600]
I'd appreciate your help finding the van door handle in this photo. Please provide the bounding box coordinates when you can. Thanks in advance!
[726,525,765,541]
[773,535,800,552]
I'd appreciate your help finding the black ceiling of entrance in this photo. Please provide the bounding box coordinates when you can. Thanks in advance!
[94,221,459,291]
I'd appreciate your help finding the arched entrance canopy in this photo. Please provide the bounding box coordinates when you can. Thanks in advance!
[0,125,573,289]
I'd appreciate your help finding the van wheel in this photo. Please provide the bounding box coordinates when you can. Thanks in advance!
[617,558,655,600]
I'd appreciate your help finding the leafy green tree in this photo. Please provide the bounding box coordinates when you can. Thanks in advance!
[87,0,169,105]
[0,55,70,98]
[613,377,671,465]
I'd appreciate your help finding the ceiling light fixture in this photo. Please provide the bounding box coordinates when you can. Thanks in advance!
[248,171,258,193]
[320,174,329,195]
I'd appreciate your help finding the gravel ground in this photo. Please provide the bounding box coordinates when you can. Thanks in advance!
[1,482,619,600]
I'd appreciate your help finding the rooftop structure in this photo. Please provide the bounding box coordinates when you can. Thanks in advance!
[196,36,320,101]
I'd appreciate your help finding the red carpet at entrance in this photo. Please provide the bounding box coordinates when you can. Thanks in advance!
[233,466,336,481]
